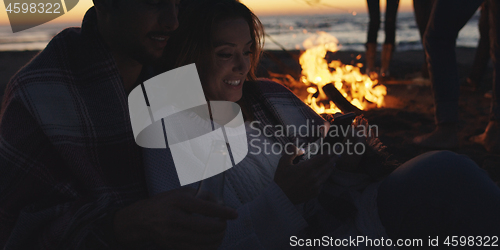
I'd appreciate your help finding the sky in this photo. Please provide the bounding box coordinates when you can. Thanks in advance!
[0,0,414,26]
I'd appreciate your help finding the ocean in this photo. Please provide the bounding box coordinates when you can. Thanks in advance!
[0,11,480,52]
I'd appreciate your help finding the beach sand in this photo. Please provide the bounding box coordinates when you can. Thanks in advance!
[2,48,499,182]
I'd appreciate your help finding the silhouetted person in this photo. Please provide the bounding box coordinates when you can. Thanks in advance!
[466,1,491,91]
[365,0,400,78]
[413,0,435,78]
[414,0,500,154]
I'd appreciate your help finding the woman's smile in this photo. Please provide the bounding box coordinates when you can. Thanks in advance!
[197,17,252,102]
[223,79,242,86]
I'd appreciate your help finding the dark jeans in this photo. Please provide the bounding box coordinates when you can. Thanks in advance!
[366,0,400,45]
[424,0,500,124]
[378,151,500,246]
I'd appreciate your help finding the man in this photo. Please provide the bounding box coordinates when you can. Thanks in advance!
[0,0,237,249]
[412,0,434,78]
[413,0,500,153]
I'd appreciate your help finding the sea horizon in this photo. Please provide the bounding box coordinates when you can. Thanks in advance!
[0,11,480,52]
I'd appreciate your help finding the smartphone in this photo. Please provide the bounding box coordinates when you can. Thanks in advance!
[293,113,356,164]
[322,112,356,146]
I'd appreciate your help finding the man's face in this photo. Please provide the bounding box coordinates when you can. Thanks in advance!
[105,0,179,64]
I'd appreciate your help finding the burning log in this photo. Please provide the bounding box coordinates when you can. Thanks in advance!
[322,83,363,115]
[265,32,387,115]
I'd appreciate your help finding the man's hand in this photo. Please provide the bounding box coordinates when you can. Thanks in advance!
[113,187,238,250]
[337,116,376,172]
[274,145,338,204]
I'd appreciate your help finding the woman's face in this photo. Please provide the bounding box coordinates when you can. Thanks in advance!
[197,17,253,102]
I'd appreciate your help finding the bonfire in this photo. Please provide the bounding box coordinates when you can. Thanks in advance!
[270,32,387,115]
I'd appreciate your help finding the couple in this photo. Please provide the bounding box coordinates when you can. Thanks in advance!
[1,0,499,249]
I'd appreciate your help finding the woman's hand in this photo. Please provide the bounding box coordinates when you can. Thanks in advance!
[274,145,338,204]
[337,116,381,172]
[113,187,238,250]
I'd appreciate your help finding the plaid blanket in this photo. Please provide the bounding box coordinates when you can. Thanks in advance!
[242,79,325,146]
[0,7,325,250]
[0,8,147,249]
[144,79,327,249]
[145,78,326,193]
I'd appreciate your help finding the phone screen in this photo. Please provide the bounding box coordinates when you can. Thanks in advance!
[293,113,356,164]
[322,113,356,146]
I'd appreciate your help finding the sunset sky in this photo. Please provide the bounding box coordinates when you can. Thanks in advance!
[0,0,414,26]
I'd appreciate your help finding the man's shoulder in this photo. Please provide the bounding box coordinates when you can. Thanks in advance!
[8,27,83,88]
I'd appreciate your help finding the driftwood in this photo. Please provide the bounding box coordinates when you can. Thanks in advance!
[322,83,363,115]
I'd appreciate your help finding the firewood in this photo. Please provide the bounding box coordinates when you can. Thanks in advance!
[322,83,363,114]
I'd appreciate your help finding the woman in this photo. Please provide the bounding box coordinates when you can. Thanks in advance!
[145,0,500,249]
[365,0,400,78]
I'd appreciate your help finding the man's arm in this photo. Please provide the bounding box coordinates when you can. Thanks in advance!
[113,188,237,249]
[0,90,125,249]
[0,87,237,250]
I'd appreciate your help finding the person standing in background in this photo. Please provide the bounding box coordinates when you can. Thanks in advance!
[412,0,435,78]
[466,1,491,92]
[414,0,500,154]
[365,0,400,78]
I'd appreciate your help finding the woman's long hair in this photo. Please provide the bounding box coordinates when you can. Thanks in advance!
[163,0,264,81]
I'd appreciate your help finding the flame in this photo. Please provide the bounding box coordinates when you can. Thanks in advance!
[297,32,387,114]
